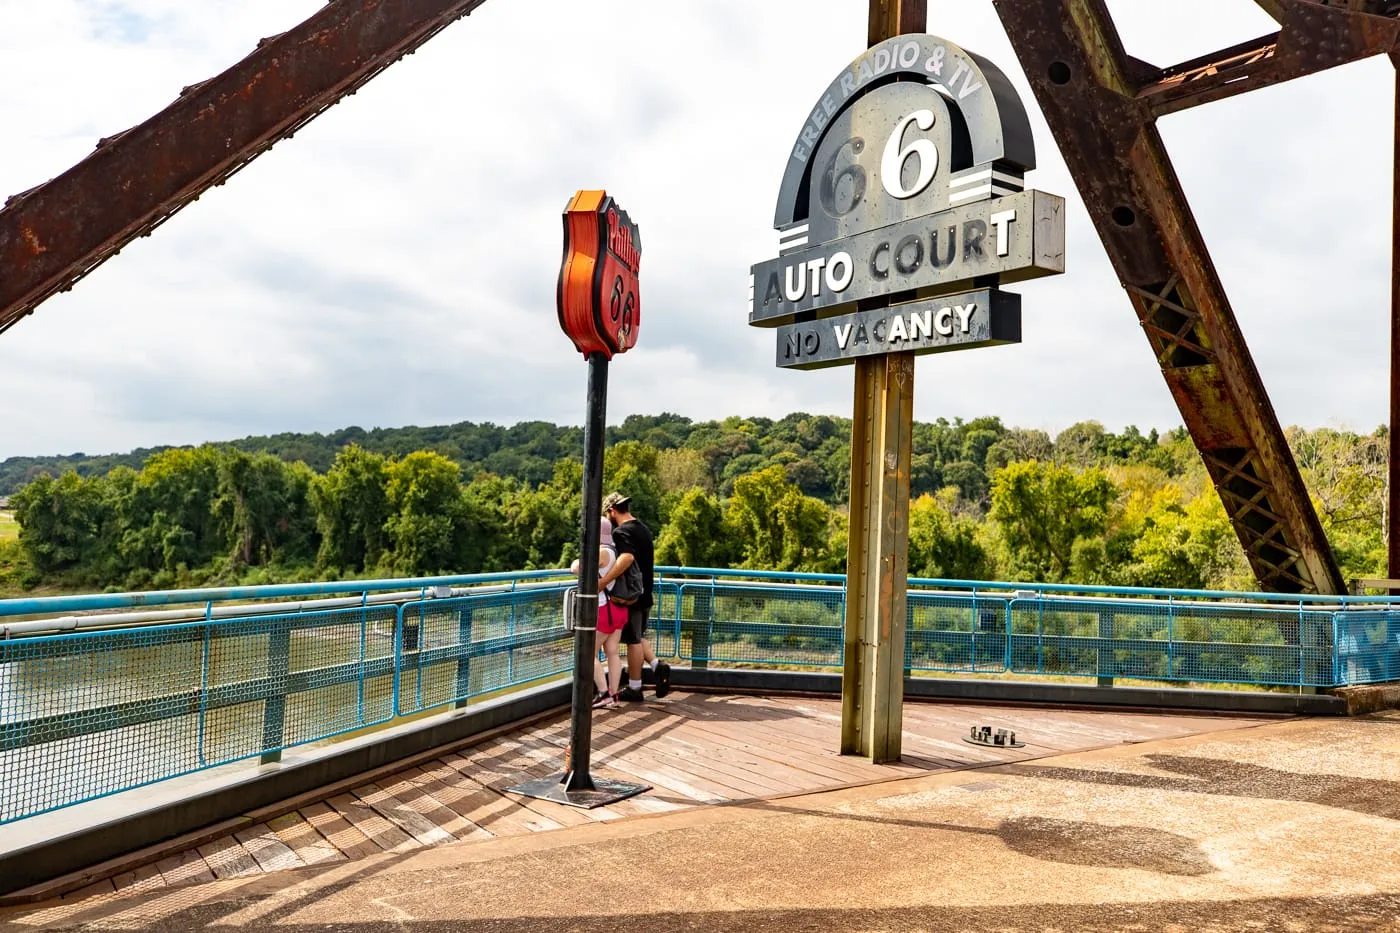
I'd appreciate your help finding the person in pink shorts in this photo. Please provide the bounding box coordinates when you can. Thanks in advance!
[572,518,627,709]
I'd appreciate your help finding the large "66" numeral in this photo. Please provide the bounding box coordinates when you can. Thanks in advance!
[818,137,867,218]
[609,274,637,340]
[881,110,938,200]
[609,275,625,321]
[817,110,940,218]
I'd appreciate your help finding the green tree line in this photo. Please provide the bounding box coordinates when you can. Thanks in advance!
[0,415,1389,595]
[0,412,1145,501]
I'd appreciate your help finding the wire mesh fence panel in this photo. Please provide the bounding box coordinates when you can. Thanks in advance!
[1008,598,1100,677]
[394,586,574,717]
[1167,603,1332,687]
[906,592,1009,673]
[198,606,400,765]
[1006,596,1333,687]
[0,605,402,824]
[648,582,681,658]
[680,583,845,668]
[1086,602,1173,682]
[673,582,716,664]
[1335,609,1400,685]
[0,622,212,824]
[281,606,396,748]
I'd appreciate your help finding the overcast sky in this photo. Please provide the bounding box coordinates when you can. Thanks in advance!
[0,0,1392,459]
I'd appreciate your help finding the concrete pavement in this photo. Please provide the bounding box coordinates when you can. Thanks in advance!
[5,711,1400,933]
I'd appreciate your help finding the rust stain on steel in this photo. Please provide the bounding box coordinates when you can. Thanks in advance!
[0,0,491,336]
[1139,2,1400,115]
[993,0,1367,593]
[1163,368,1251,450]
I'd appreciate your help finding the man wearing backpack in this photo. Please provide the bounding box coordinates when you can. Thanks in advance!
[600,492,671,701]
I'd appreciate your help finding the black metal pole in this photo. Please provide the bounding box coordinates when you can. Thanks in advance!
[563,350,608,791]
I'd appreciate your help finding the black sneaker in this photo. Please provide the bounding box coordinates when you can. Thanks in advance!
[617,686,645,703]
[653,661,672,698]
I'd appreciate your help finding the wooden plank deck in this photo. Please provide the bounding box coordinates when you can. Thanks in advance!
[47,691,1281,898]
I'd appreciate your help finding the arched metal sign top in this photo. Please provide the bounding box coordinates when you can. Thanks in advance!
[773,33,1036,231]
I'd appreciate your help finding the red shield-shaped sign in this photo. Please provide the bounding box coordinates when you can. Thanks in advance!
[557,190,642,358]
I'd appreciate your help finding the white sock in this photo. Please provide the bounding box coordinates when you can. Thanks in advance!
[629,679,642,691]
[649,659,659,671]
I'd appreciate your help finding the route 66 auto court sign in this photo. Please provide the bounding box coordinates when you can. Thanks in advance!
[749,34,1065,368]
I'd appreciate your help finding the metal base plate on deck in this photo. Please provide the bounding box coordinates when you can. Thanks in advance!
[505,772,650,809]
[964,726,1025,749]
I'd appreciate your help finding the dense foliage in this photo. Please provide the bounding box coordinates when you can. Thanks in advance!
[1,414,1389,595]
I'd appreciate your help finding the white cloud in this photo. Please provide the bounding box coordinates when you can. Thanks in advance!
[0,0,1391,458]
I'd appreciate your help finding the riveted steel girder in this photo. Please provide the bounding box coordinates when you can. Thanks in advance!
[1139,1,1400,116]
[0,0,490,336]
[994,0,1349,594]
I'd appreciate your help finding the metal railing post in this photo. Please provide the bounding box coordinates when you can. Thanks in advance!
[904,593,916,678]
[414,601,427,712]
[260,619,291,764]
[391,604,404,717]
[1037,597,1045,674]
[1167,595,1175,681]
[357,593,368,724]
[671,582,682,657]
[1390,606,1400,683]
[455,600,474,709]
[1332,610,1343,687]
[1097,606,1115,687]
[507,590,517,684]
[196,617,212,767]
[1002,597,1012,674]
[689,579,714,669]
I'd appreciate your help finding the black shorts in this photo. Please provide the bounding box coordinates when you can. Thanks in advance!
[620,604,649,645]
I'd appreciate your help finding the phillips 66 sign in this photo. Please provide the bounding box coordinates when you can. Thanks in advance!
[558,190,642,359]
[749,34,1065,369]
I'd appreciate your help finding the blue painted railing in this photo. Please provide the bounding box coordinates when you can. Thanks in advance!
[0,569,573,621]
[1,566,1397,825]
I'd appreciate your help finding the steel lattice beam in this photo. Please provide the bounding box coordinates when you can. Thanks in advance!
[1139,1,1400,116]
[0,0,490,336]
[993,0,1380,594]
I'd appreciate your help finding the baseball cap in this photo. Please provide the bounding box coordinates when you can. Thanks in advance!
[601,492,632,513]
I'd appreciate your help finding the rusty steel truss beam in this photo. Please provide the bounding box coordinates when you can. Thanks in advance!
[994,0,1363,594]
[0,0,490,336]
[1138,1,1400,117]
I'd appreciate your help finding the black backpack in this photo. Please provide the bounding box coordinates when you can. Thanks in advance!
[608,561,646,606]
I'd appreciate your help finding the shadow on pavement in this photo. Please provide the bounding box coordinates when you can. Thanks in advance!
[1001,754,1400,821]
[738,800,1214,877]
